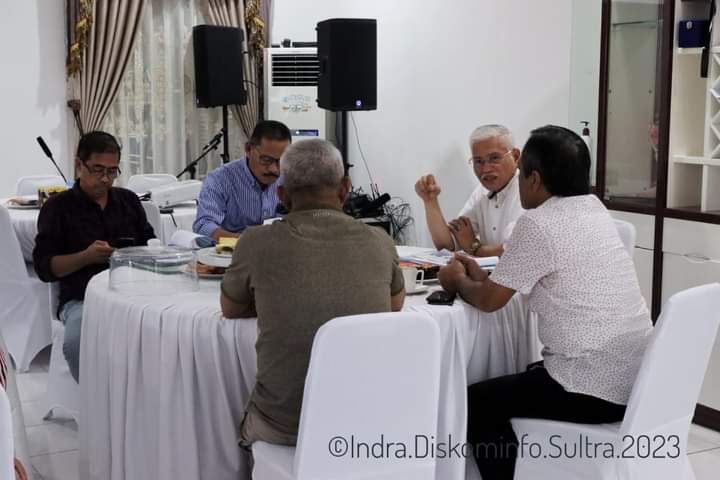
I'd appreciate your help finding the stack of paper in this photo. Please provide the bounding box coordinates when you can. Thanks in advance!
[396,246,498,269]
[397,246,452,266]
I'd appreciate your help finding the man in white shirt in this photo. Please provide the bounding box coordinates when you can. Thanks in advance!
[438,125,652,479]
[415,124,524,257]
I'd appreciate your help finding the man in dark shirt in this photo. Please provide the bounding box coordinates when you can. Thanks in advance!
[33,131,155,382]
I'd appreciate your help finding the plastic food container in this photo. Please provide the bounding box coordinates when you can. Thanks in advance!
[109,246,198,295]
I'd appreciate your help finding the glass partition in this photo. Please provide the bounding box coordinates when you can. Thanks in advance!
[603,0,667,206]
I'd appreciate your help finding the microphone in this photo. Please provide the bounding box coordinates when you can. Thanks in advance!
[37,136,53,158]
[202,129,224,151]
[36,136,68,184]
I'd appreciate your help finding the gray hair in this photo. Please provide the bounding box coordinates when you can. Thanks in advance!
[280,139,344,192]
[469,124,515,150]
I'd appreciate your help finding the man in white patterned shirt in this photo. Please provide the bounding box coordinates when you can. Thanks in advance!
[414,124,524,257]
[439,125,653,479]
[193,121,291,241]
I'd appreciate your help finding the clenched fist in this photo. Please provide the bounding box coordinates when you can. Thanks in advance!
[414,174,442,202]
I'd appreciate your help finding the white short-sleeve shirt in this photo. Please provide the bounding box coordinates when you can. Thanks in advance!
[490,195,653,405]
[457,169,524,246]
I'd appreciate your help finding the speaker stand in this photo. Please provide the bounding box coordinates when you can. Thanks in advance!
[338,111,351,176]
[222,105,230,164]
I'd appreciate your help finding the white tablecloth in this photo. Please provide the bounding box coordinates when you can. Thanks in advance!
[5,203,197,261]
[79,272,541,480]
[6,207,39,262]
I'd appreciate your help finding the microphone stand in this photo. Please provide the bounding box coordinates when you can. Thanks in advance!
[176,131,224,179]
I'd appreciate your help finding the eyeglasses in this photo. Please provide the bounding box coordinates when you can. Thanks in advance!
[468,150,512,168]
[252,146,281,166]
[82,163,121,179]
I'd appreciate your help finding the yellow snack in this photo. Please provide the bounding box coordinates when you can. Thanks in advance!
[37,185,68,206]
[215,237,238,254]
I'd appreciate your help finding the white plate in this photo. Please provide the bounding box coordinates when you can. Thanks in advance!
[185,265,225,279]
[197,272,224,280]
[196,247,232,268]
[406,285,430,295]
[208,250,233,258]
[5,203,40,210]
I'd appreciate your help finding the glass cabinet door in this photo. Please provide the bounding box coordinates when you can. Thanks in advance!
[603,0,668,206]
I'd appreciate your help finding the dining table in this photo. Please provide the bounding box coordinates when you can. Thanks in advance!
[78,265,541,480]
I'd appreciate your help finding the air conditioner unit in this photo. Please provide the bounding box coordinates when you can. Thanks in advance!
[264,47,332,142]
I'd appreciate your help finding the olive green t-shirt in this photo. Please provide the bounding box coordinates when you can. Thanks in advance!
[221,206,404,445]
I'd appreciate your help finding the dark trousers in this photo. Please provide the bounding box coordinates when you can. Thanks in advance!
[467,363,626,480]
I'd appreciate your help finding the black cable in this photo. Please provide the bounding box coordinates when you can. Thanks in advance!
[382,197,414,243]
[349,112,378,198]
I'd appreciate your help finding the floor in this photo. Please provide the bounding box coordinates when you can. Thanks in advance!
[16,348,78,480]
[14,348,720,479]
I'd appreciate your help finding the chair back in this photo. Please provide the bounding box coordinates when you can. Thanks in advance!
[613,219,636,257]
[293,312,441,480]
[621,283,720,437]
[141,201,162,242]
[0,387,15,480]
[15,175,65,196]
[126,174,177,194]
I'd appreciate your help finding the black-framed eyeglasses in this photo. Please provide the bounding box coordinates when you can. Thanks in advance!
[252,145,281,166]
[82,162,122,179]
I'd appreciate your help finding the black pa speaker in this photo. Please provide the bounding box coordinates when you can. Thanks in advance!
[193,25,247,108]
[316,19,377,111]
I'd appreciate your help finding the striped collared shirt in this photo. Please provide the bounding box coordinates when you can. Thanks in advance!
[193,157,281,237]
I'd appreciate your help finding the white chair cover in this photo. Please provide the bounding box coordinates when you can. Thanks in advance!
[141,201,162,242]
[45,283,80,422]
[0,332,34,480]
[126,174,177,194]
[15,175,66,196]
[0,387,14,480]
[253,311,442,480]
[511,283,720,480]
[614,219,636,257]
[0,205,52,371]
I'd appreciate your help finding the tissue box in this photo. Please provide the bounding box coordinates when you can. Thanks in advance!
[678,19,709,48]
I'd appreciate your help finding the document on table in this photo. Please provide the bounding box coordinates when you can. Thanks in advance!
[396,246,498,269]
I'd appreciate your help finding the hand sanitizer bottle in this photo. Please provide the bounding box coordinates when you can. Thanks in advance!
[581,121,594,186]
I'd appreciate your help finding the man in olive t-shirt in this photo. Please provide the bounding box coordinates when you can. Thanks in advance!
[221,139,405,446]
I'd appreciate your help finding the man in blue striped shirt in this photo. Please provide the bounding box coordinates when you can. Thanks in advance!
[193,121,291,240]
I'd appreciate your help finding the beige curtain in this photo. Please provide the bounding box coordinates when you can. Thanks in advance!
[78,0,147,132]
[202,0,268,139]
[66,0,93,135]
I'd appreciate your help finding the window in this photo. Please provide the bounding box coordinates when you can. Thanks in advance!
[103,0,245,183]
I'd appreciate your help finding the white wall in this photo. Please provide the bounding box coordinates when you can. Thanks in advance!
[568,0,602,162]
[272,0,573,246]
[0,1,70,196]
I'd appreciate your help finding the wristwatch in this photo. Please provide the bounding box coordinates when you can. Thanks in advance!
[469,239,481,256]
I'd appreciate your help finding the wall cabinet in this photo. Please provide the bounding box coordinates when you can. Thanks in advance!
[597,0,720,429]
[662,219,720,410]
[609,211,655,305]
